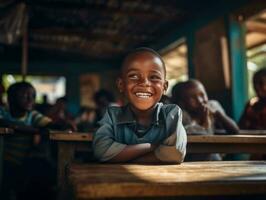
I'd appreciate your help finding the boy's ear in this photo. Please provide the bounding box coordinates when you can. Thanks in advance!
[116,78,124,93]
[163,80,168,93]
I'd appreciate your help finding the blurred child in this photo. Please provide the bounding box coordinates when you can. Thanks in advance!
[239,67,266,160]
[93,89,117,122]
[75,106,96,132]
[35,94,52,115]
[93,48,187,163]
[47,96,76,130]
[239,67,266,129]
[0,82,72,200]
[171,79,239,161]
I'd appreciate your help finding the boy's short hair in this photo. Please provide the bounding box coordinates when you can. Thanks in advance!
[171,79,201,103]
[7,81,36,105]
[253,67,266,86]
[121,47,166,77]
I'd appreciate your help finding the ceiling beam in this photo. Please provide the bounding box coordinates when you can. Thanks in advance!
[29,40,127,57]
[28,4,184,20]
[30,28,153,42]
[246,20,266,34]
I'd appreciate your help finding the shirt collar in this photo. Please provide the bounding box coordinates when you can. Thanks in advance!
[116,103,163,125]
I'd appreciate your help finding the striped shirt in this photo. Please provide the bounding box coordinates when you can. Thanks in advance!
[0,107,52,165]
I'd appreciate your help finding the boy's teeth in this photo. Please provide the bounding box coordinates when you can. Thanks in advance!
[135,92,151,98]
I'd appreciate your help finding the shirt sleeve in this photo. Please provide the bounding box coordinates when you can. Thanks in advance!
[208,100,225,114]
[31,110,52,127]
[93,109,126,162]
[154,107,187,163]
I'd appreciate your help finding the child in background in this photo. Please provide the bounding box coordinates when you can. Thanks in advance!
[0,82,73,200]
[93,89,117,122]
[239,67,266,130]
[93,48,187,163]
[171,79,239,161]
[75,106,96,132]
[239,67,266,160]
[47,96,77,130]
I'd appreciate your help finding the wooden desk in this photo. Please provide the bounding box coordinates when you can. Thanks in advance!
[50,133,266,189]
[187,135,266,153]
[49,131,93,189]
[68,161,266,199]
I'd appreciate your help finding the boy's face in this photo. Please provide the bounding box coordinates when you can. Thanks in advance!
[15,87,36,112]
[254,77,266,100]
[117,52,168,111]
[182,83,208,114]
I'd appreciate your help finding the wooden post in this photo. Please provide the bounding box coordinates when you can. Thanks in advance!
[21,13,28,81]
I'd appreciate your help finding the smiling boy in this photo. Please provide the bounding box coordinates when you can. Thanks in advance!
[93,48,187,163]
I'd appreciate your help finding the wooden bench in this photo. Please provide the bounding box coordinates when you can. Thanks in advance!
[68,161,266,199]
[187,134,266,153]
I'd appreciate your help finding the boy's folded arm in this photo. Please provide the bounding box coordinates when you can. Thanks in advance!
[155,120,187,163]
[108,143,155,163]
[93,122,155,162]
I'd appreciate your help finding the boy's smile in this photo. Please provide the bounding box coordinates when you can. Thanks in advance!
[118,51,168,112]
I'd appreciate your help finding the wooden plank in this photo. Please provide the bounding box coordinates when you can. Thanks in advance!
[187,135,266,153]
[239,129,266,135]
[69,161,266,199]
[214,129,266,135]
[187,143,266,153]
[49,131,92,142]
[188,135,266,143]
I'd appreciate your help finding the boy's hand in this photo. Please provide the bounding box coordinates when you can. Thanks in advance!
[199,104,211,128]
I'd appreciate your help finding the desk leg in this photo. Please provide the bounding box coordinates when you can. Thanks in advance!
[0,137,4,194]
[57,142,75,199]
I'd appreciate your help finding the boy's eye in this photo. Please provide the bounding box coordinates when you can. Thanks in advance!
[128,74,139,80]
[150,74,162,81]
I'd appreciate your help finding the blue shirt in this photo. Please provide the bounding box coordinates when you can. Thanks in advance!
[93,103,187,162]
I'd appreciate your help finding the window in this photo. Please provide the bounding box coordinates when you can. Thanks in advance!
[2,74,66,104]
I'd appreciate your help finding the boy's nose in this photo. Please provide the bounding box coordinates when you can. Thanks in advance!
[139,77,151,86]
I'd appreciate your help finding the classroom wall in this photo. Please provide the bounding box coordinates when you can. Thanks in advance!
[192,18,235,117]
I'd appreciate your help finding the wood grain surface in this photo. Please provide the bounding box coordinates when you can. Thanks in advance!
[69,161,266,199]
